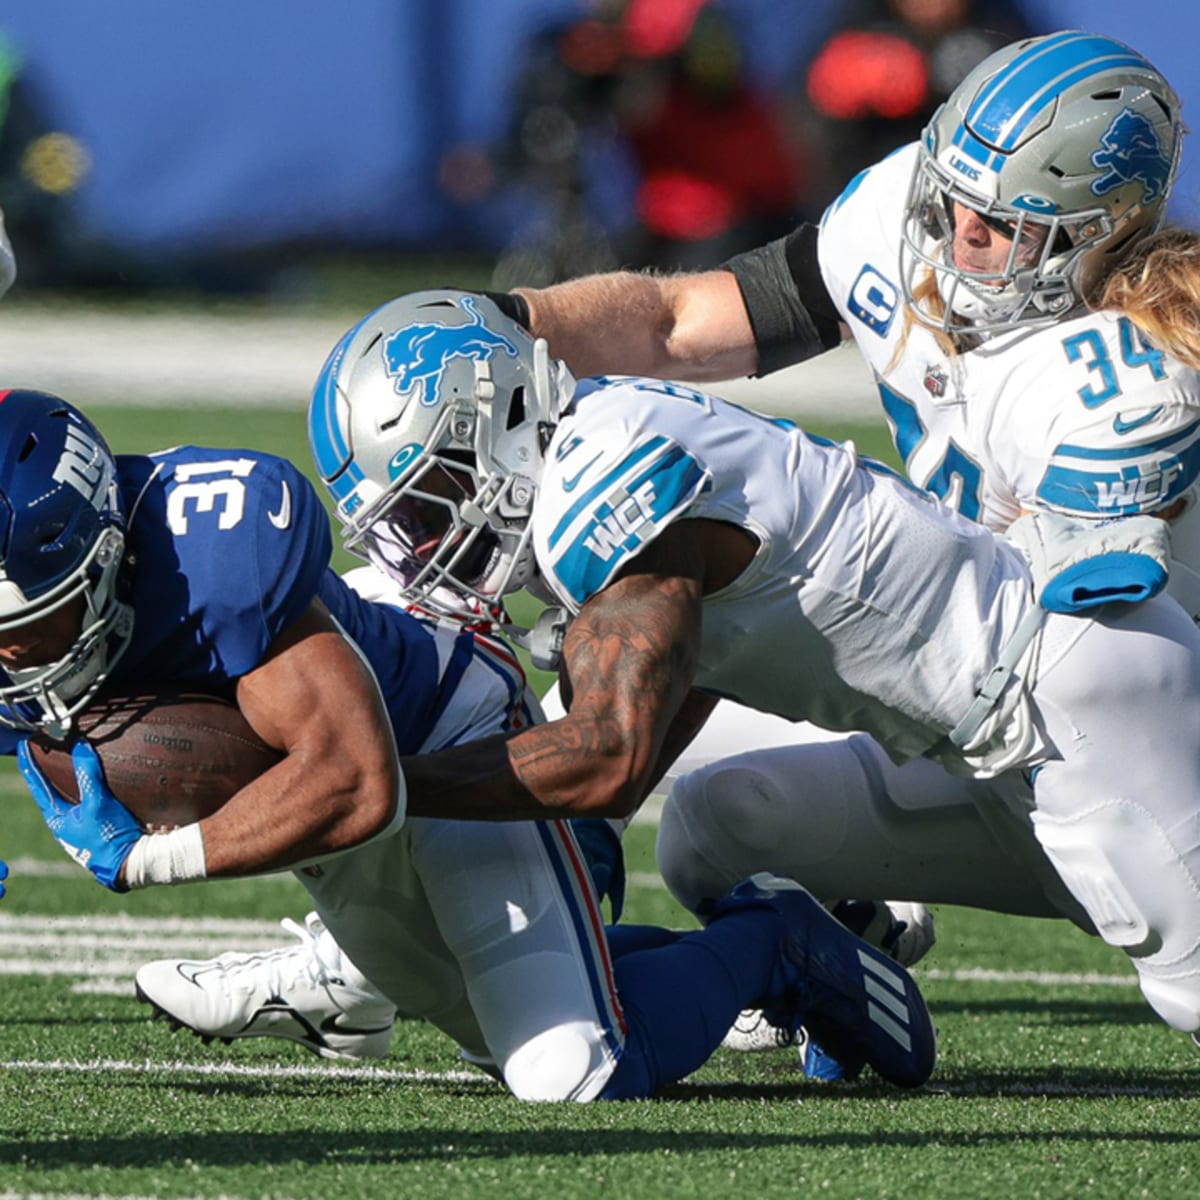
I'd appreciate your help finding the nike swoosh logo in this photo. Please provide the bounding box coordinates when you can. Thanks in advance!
[268,480,292,529]
[562,453,602,492]
[1112,407,1163,436]
[320,1012,396,1037]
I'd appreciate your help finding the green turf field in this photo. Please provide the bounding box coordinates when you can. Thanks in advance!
[1,405,1198,1200]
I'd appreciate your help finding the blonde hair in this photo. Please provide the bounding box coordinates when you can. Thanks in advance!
[1096,227,1200,371]
[887,272,960,375]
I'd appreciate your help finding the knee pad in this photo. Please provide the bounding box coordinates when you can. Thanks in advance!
[1032,799,1199,955]
[501,1021,613,1102]
[658,751,854,912]
[1032,799,1200,1030]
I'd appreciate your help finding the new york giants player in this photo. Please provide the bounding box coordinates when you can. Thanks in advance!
[0,388,938,1096]
[287,289,1200,1058]
[0,205,17,901]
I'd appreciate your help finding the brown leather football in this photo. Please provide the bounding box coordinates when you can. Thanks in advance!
[28,685,282,831]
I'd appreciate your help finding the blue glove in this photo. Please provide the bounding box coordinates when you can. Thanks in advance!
[0,858,8,899]
[17,740,143,892]
[570,818,626,923]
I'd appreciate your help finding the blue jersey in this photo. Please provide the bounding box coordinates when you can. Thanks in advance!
[0,446,493,757]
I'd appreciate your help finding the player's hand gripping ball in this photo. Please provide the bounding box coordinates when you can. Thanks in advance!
[26,685,281,830]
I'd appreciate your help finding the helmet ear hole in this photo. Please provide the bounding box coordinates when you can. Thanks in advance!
[506,386,527,432]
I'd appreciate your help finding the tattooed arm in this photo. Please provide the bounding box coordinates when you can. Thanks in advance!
[400,519,741,820]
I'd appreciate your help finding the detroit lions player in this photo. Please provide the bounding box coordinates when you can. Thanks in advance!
[287,289,1200,1052]
[441,30,1200,1054]
[0,388,938,1096]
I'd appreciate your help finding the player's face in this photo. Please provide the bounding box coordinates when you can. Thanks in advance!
[951,202,1047,278]
[0,597,85,673]
[371,457,498,587]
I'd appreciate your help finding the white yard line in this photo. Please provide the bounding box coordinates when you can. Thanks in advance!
[922,966,1137,988]
[0,1057,487,1085]
[0,911,1138,990]
[0,1056,1181,1101]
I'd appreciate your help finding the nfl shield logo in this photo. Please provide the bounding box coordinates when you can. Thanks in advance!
[923,365,948,397]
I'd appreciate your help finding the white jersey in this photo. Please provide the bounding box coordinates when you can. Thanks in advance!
[532,377,1045,772]
[818,144,1200,610]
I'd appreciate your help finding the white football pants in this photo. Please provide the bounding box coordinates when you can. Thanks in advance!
[658,595,1200,1034]
[296,612,625,1102]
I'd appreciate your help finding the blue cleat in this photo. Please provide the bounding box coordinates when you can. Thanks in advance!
[725,874,937,1088]
[797,1025,864,1082]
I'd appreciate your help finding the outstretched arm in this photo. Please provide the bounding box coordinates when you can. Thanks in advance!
[516,270,759,382]
[513,225,845,381]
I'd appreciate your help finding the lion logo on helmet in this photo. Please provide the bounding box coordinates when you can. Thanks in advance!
[1090,108,1172,205]
[382,295,518,407]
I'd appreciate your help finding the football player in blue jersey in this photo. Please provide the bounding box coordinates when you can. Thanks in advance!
[248,290,1200,1063]
[0,206,17,901]
[0,387,938,1097]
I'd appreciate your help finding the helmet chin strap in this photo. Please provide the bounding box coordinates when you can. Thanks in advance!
[507,603,569,673]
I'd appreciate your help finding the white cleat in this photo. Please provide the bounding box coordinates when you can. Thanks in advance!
[721,1006,798,1052]
[135,913,397,1060]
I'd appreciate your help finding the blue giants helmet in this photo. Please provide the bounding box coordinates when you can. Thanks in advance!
[0,390,132,738]
[900,31,1184,334]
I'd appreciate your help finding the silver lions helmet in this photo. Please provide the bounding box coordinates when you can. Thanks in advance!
[308,290,574,620]
[900,30,1184,335]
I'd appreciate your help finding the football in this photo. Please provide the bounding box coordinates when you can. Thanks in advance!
[28,685,282,831]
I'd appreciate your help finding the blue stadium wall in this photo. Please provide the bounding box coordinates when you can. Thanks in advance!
[0,0,1196,253]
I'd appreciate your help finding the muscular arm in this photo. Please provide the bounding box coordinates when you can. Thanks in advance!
[402,521,714,820]
[513,225,845,381]
[191,600,401,876]
[516,270,759,382]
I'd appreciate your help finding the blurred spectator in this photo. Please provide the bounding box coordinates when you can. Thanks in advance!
[475,3,633,289]
[794,0,1033,210]
[469,0,807,287]
[617,0,807,270]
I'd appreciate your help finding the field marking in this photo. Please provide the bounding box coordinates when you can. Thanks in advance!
[923,966,1137,988]
[0,1057,488,1086]
[0,913,1139,995]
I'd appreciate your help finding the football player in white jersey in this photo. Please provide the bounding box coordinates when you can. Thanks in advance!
[284,289,1200,1063]
[130,31,1200,1070]
[461,29,1200,1063]
[3,388,938,1099]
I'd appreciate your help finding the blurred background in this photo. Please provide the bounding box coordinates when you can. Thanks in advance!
[0,0,1195,412]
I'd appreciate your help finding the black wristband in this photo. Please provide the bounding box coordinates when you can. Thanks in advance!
[479,290,531,330]
[724,226,841,376]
